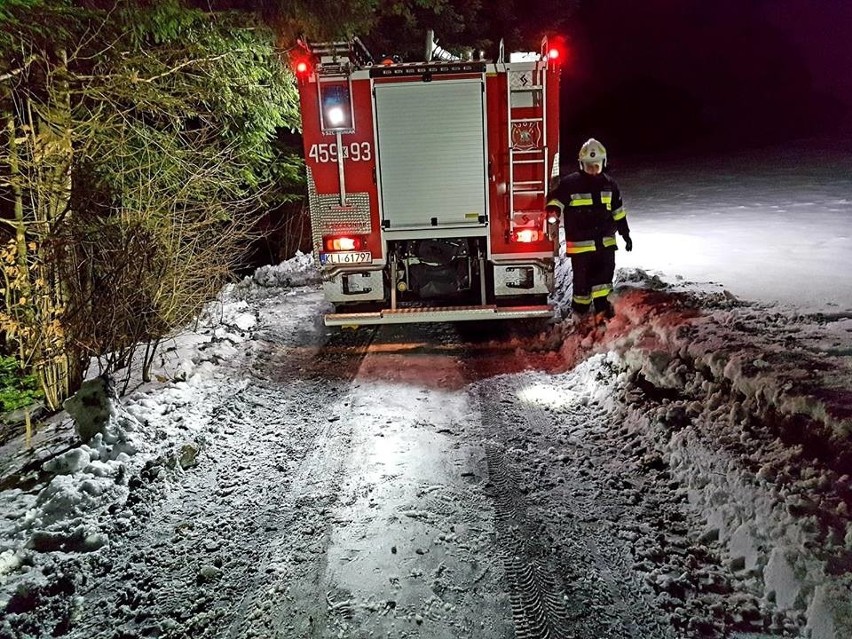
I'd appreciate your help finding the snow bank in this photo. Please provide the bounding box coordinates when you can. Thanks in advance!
[0,253,317,614]
[550,269,852,638]
[246,250,320,289]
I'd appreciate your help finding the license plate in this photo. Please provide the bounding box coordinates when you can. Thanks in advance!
[320,251,371,265]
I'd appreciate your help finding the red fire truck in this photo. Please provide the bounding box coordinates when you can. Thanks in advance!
[293,34,562,326]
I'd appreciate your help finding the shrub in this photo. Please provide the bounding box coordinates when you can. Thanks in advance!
[0,355,43,413]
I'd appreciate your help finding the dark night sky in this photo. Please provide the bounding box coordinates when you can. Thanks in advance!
[558,0,852,156]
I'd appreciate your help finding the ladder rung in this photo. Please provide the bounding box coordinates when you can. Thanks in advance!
[513,189,545,195]
[514,180,544,185]
[511,149,545,155]
[510,117,543,123]
[512,159,544,164]
[511,86,543,92]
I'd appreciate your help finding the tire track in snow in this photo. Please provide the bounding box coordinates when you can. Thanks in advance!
[472,366,675,639]
[237,322,516,638]
[478,396,574,639]
[223,321,377,638]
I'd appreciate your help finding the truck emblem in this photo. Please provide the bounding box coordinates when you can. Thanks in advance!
[511,122,541,151]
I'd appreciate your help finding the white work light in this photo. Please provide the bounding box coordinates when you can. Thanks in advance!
[319,81,354,132]
[326,106,345,126]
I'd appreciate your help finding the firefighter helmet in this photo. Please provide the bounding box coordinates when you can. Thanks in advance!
[578,138,607,171]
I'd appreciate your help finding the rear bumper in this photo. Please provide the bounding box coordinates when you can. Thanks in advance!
[324,304,554,326]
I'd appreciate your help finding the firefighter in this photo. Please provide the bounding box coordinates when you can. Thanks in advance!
[546,138,632,322]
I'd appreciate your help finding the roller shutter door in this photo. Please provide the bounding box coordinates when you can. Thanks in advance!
[374,80,487,228]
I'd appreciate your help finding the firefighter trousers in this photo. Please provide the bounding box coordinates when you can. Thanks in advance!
[570,248,615,314]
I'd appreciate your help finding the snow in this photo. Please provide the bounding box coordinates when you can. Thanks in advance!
[1,146,851,638]
[615,140,852,314]
[248,250,320,290]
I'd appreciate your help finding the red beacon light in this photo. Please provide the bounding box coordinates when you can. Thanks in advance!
[292,58,312,85]
[295,60,309,74]
[545,36,568,65]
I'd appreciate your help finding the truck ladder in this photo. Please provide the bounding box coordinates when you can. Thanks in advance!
[507,66,549,233]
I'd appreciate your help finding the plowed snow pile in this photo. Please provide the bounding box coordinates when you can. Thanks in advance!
[541,268,851,638]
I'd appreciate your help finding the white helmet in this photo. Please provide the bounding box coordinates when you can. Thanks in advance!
[578,138,607,171]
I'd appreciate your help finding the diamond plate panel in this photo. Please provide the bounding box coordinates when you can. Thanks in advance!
[509,70,542,90]
[307,166,372,254]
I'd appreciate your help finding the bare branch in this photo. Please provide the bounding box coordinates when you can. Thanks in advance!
[0,55,39,82]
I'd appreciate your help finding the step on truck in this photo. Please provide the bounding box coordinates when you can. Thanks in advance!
[293,33,562,326]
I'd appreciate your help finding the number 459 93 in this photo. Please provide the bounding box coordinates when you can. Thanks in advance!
[308,142,372,163]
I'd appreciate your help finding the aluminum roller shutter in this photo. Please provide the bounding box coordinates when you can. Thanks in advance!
[374,80,487,228]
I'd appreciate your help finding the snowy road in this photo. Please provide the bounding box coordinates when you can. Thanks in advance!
[2,145,851,638]
[57,291,680,639]
[2,235,851,638]
[12,286,837,639]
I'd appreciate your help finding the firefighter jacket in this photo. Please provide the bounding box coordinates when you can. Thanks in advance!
[546,171,630,255]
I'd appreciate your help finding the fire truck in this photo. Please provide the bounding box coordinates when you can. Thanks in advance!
[293,33,562,326]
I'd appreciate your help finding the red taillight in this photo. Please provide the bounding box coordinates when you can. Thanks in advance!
[514,229,541,243]
[547,47,560,60]
[296,61,309,74]
[323,235,365,252]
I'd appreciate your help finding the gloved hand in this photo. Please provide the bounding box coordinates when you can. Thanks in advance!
[623,234,633,251]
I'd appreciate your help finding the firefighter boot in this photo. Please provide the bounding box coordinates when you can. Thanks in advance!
[593,299,615,325]
[567,309,592,330]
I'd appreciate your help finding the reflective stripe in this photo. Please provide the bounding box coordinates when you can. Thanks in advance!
[566,245,596,254]
[547,198,565,212]
[601,191,612,210]
[569,192,593,206]
[602,236,617,247]
[573,294,593,305]
[565,240,596,254]
[591,283,613,298]
[612,206,626,221]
